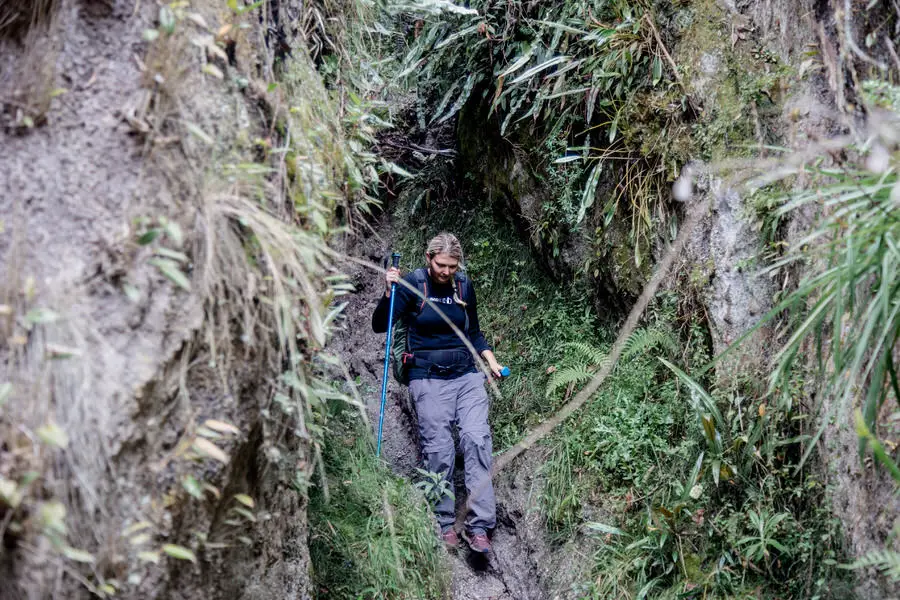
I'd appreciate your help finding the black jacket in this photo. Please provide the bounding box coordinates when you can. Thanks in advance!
[372,270,491,380]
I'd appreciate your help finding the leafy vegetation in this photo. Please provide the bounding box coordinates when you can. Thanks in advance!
[351,1,900,597]
[6,0,899,597]
[309,401,448,599]
[540,308,692,536]
[388,183,850,596]
[754,162,900,473]
[384,0,692,264]
[0,0,401,596]
[727,145,900,588]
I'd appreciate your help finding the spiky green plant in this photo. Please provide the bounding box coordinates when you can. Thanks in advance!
[848,549,900,581]
[309,406,448,599]
[754,161,900,472]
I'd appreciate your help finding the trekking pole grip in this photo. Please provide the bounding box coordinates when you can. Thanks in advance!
[391,252,401,269]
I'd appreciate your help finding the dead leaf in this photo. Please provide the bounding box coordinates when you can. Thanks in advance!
[202,63,224,79]
[203,419,240,435]
[193,438,228,463]
[187,12,209,29]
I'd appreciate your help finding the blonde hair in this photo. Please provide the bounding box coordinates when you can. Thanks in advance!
[425,232,464,264]
[425,232,467,307]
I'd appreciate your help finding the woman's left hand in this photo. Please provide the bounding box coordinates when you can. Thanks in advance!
[480,350,504,379]
[488,361,504,379]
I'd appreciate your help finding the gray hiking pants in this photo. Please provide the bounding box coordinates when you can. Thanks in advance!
[409,372,496,535]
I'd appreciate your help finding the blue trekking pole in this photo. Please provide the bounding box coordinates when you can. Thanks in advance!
[377,252,401,457]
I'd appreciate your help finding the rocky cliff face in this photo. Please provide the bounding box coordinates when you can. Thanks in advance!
[0,1,345,597]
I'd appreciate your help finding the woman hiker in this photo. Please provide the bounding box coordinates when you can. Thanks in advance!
[371,232,504,554]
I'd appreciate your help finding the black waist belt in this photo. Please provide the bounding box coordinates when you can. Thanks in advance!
[403,349,474,377]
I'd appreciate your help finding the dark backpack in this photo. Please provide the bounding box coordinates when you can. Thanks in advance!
[391,268,470,385]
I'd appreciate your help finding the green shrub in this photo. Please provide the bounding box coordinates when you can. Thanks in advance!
[539,302,696,536]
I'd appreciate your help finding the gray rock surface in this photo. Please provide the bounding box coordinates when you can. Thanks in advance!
[682,177,775,376]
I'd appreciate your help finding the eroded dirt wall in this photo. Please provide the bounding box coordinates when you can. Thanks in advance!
[0,1,338,597]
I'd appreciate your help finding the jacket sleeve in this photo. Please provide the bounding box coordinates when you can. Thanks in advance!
[372,275,413,333]
[465,281,492,354]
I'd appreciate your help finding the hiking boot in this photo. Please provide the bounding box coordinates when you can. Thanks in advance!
[465,531,491,554]
[441,527,460,549]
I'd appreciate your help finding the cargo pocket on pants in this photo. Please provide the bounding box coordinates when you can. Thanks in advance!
[461,430,492,476]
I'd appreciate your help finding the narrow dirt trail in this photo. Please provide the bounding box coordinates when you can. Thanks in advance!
[332,222,548,600]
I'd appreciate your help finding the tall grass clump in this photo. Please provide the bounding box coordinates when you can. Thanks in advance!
[722,134,900,586]
[761,160,900,470]
[309,400,448,599]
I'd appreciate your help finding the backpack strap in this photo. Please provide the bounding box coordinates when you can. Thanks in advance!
[454,273,470,336]
[455,273,470,302]
[410,269,472,342]
[413,268,429,314]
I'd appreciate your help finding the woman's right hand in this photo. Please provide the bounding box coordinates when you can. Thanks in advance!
[385,267,401,297]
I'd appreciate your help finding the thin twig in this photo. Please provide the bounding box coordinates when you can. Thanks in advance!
[644,13,700,115]
[843,0,888,71]
[644,13,685,90]
[380,139,457,156]
[885,34,900,77]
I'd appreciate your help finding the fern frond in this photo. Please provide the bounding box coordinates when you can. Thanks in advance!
[621,327,677,361]
[546,365,595,397]
[849,549,900,581]
[556,341,609,367]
